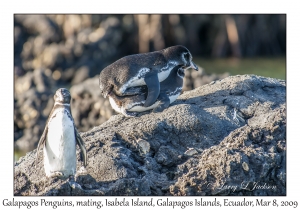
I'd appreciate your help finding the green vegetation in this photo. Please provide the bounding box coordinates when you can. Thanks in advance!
[15,150,26,162]
[194,57,286,80]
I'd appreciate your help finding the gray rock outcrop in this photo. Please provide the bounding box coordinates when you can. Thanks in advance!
[14,75,286,196]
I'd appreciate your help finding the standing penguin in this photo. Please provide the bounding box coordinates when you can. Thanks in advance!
[108,64,196,117]
[99,45,198,107]
[35,88,87,179]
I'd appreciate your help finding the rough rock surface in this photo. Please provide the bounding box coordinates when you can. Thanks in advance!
[14,70,228,154]
[14,75,286,196]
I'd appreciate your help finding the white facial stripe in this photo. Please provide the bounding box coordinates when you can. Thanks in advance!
[181,52,196,69]
[181,53,187,63]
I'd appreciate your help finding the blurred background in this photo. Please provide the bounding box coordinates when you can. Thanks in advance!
[14,14,286,160]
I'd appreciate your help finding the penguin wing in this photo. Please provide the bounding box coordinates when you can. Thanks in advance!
[144,72,160,107]
[75,127,87,167]
[35,106,59,168]
[35,125,48,168]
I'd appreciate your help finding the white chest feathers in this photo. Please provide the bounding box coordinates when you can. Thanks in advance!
[43,108,77,177]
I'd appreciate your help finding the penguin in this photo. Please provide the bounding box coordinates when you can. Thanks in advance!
[108,64,196,117]
[99,45,198,108]
[35,88,87,179]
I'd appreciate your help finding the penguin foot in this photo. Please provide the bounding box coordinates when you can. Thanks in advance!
[68,175,83,189]
[48,171,64,178]
[152,107,165,113]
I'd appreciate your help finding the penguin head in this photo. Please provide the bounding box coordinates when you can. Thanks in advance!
[166,45,199,71]
[99,72,112,98]
[179,48,199,72]
[54,88,71,104]
[99,81,113,98]
[182,51,198,71]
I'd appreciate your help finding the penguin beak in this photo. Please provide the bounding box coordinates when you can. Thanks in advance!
[190,61,199,71]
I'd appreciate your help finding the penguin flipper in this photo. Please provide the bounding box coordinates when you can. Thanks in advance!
[144,73,160,107]
[35,126,48,168]
[153,93,170,113]
[75,128,87,167]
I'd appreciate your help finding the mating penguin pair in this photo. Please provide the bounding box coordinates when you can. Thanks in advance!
[36,88,87,179]
[99,45,198,116]
[108,65,186,117]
